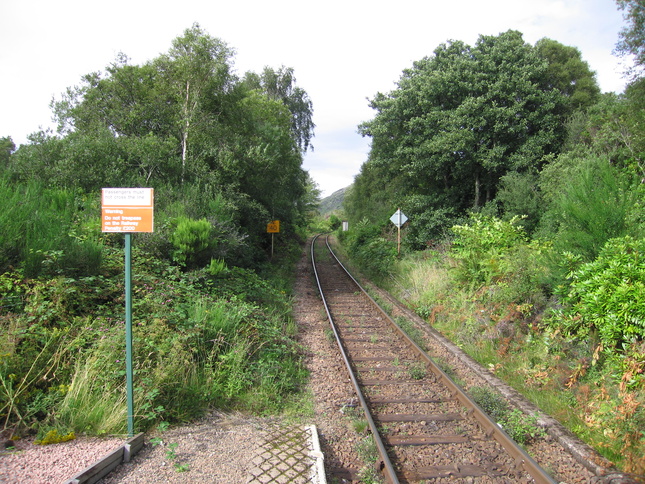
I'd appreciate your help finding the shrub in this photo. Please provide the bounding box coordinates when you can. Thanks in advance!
[450,214,527,287]
[328,214,342,231]
[500,409,546,445]
[401,196,458,250]
[550,236,645,348]
[342,220,397,279]
[547,155,637,261]
[0,239,306,436]
[469,386,509,421]
[496,171,542,235]
[171,217,213,268]
[0,176,102,277]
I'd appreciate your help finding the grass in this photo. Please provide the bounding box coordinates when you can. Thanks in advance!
[406,362,426,380]
[352,418,369,434]
[392,253,452,310]
[337,404,383,482]
[355,435,382,483]
[58,360,128,435]
[324,327,336,345]
[394,316,427,351]
[280,389,316,423]
[1,229,310,440]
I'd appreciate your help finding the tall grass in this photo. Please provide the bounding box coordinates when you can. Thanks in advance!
[58,360,128,435]
[0,174,102,276]
[392,252,452,314]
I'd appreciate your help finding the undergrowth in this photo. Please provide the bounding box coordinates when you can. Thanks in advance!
[0,239,308,439]
[334,216,645,476]
[401,249,644,473]
[469,386,545,445]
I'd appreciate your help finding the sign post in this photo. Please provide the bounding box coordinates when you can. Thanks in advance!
[390,209,408,255]
[102,188,154,437]
[124,232,133,437]
[266,220,280,258]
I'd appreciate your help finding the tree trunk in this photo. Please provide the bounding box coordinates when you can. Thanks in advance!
[474,173,480,208]
[181,80,191,184]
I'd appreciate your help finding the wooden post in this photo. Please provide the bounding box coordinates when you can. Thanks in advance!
[397,208,402,255]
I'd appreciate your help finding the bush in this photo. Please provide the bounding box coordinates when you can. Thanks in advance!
[0,241,306,436]
[450,214,528,287]
[171,217,213,268]
[342,220,397,279]
[500,408,546,445]
[328,214,342,231]
[550,236,645,348]
[0,176,102,277]
[546,155,637,261]
[469,386,509,422]
[496,171,542,235]
[401,196,459,250]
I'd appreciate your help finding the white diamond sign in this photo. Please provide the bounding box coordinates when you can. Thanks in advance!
[390,209,408,228]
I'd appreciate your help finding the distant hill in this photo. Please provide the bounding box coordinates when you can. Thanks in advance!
[319,186,349,215]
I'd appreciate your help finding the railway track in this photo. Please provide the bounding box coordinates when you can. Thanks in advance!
[311,234,556,484]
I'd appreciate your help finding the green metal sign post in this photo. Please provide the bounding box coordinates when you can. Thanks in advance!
[125,233,134,437]
[102,188,154,438]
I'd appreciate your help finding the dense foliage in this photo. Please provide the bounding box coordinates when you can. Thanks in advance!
[0,24,317,440]
[9,24,316,257]
[339,8,645,474]
[551,236,645,348]
[349,31,601,246]
[616,0,645,78]
[1,225,306,436]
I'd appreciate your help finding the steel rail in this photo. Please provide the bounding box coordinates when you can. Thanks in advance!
[312,234,557,484]
[310,234,400,483]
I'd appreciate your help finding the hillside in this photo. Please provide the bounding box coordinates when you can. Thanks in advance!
[318,186,349,215]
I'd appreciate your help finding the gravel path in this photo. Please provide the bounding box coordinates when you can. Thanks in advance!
[0,436,123,483]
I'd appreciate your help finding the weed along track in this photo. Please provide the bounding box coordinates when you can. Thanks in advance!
[311,234,556,484]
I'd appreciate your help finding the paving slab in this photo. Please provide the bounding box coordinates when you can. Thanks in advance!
[247,424,326,484]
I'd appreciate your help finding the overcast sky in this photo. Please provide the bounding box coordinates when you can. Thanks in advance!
[0,0,630,196]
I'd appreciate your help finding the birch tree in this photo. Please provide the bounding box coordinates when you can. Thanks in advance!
[157,24,234,182]
[243,66,315,153]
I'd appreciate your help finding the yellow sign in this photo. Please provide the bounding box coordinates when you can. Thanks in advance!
[102,188,154,233]
[267,220,280,233]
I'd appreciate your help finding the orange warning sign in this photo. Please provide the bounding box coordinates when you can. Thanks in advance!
[102,188,154,233]
[266,220,280,233]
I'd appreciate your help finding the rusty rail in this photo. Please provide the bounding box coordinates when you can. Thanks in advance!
[311,234,557,484]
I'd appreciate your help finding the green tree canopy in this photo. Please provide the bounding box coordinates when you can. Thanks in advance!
[243,66,315,153]
[615,0,645,78]
[535,37,601,112]
[559,84,645,179]
[156,23,235,181]
[0,136,15,166]
[355,30,567,243]
[9,24,315,245]
[343,151,401,226]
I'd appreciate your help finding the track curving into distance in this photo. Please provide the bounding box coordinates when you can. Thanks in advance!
[311,234,556,484]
